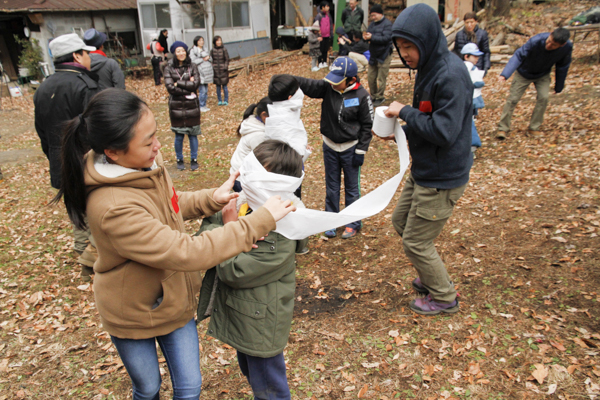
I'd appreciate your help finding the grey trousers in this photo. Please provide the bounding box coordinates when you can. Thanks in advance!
[498,71,551,132]
[367,53,392,101]
[392,174,467,303]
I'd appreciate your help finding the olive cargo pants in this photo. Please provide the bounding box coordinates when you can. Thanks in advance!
[497,71,551,132]
[392,174,467,303]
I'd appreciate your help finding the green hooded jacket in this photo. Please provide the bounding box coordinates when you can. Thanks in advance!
[197,212,308,358]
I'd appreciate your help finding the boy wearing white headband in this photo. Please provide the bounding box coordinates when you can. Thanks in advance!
[197,140,308,399]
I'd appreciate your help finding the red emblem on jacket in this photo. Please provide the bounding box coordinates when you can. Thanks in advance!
[419,101,433,113]
[171,187,179,214]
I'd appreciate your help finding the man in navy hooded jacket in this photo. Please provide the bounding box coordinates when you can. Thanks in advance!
[496,28,572,139]
[383,4,473,315]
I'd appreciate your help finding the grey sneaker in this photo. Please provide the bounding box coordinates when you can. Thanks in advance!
[191,159,198,171]
[409,294,459,315]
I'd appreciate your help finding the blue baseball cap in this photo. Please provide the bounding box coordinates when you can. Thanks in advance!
[324,57,358,85]
[461,43,484,56]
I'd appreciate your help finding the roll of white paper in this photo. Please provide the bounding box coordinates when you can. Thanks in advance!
[372,106,396,137]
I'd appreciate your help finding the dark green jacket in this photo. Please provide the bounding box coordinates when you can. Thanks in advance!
[197,212,308,358]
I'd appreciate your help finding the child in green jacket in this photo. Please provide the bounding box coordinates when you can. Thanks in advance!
[197,140,308,399]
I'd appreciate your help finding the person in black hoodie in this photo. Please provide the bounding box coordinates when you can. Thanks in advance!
[294,57,373,239]
[382,4,473,315]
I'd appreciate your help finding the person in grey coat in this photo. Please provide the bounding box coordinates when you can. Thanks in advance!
[190,36,213,112]
[83,28,125,90]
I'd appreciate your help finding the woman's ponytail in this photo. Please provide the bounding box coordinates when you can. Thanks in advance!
[50,89,149,230]
[51,115,89,229]
[237,103,257,136]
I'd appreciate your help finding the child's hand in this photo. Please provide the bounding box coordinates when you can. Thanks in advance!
[262,196,296,221]
[317,37,323,42]
[190,76,195,82]
[384,101,405,118]
[222,199,238,224]
[213,172,240,204]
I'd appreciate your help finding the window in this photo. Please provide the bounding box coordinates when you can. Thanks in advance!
[141,3,172,29]
[215,1,249,28]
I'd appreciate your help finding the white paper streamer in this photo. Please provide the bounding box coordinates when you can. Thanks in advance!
[240,111,409,240]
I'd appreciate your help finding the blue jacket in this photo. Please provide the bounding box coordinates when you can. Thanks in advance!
[454,26,491,72]
[392,4,473,189]
[367,17,393,64]
[501,33,572,93]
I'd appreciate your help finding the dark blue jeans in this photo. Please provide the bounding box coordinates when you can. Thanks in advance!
[175,133,199,160]
[198,84,208,108]
[322,143,361,230]
[216,84,228,102]
[111,319,202,400]
[237,351,290,400]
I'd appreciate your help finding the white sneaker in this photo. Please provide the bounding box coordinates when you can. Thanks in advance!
[311,66,319,72]
[200,107,210,112]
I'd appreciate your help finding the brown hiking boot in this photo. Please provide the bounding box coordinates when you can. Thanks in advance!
[526,129,542,137]
[77,243,98,268]
[495,130,507,140]
[81,266,94,282]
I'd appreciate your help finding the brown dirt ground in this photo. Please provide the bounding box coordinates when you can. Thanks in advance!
[0,2,599,399]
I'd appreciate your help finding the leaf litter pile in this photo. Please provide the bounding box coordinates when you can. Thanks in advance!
[1,2,599,399]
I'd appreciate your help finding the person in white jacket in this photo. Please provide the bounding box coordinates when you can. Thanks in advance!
[190,36,213,112]
[230,97,272,192]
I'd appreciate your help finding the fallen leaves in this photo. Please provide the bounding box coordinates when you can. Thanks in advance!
[530,364,548,385]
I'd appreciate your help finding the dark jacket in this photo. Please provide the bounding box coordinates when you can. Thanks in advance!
[501,33,572,93]
[33,63,99,189]
[163,59,201,128]
[296,77,373,153]
[453,26,491,71]
[392,4,473,189]
[89,53,125,90]
[342,5,364,34]
[210,46,230,86]
[197,212,308,358]
[367,17,393,64]
[348,38,369,54]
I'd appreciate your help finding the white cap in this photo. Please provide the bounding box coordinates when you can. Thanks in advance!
[49,33,95,59]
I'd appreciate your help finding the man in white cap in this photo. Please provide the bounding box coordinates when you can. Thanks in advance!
[34,33,99,280]
[83,28,125,90]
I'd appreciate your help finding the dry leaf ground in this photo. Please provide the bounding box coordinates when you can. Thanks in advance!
[1,1,599,399]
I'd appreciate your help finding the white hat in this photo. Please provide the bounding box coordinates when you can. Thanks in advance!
[460,43,484,56]
[49,33,95,59]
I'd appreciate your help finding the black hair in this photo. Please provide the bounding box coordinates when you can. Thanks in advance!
[160,29,168,35]
[268,74,299,102]
[51,89,149,229]
[350,30,362,41]
[213,35,223,47]
[551,28,570,45]
[193,36,204,47]
[237,96,272,136]
[53,49,84,65]
[254,140,303,178]
[320,1,330,8]
[463,12,477,21]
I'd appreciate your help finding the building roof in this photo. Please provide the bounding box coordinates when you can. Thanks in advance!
[0,0,138,13]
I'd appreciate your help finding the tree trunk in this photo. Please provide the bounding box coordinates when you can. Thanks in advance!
[490,0,510,17]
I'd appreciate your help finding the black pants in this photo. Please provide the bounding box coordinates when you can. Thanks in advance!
[151,57,162,85]
[318,37,331,64]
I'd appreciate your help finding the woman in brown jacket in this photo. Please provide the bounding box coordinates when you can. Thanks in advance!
[52,89,296,400]
[210,36,230,106]
[164,41,201,171]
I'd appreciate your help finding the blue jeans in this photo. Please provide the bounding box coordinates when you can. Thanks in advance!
[237,351,290,400]
[175,133,199,160]
[471,118,482,148]
[111,319,202,400]
[322,143,361,230]
[198,84,208,108]
[216,84,228,102]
